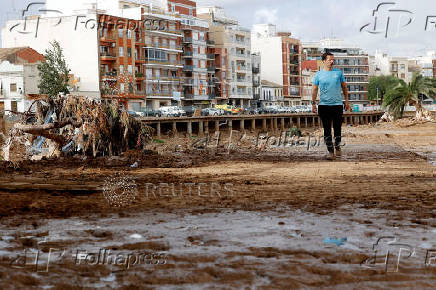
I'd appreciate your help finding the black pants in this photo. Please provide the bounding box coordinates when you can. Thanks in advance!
[318,105,343,152]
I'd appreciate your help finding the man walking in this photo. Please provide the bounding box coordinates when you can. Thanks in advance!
[312,52,350,160]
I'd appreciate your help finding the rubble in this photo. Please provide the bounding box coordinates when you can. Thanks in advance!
[1,96,154,162]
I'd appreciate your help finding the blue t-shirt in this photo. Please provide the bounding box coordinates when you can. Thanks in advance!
[313,68,345,106]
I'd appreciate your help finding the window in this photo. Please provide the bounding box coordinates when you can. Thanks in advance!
[120,65,124,74]
[128,82,134,93]
[128,65,132,74]
[120,83,125,92]
[10,83,17,92]
[119,47,124,57]
[118,29,123,38]
[127,47,132,57]
[127,30,132,39]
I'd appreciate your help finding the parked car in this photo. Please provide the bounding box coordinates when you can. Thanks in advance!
[142,108,162,117]
[202,108,224,116]
[158,106,182,117]
[127,110,139,117]
[181,106,196,117]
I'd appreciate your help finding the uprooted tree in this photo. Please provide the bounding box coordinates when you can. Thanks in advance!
[2,96,154,161]
[1,41,154,161]
[382,73,436,121]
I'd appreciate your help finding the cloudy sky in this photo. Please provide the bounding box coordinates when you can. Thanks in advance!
[1,0,436,57]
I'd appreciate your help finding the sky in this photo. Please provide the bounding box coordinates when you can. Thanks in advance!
[1,0,436,57]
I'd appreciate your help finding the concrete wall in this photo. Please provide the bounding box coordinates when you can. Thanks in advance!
[2,14,100,98]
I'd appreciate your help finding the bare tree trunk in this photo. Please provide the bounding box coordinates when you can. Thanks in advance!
[14,119,82,147]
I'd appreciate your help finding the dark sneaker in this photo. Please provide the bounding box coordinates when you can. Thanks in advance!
[326,152,336,160]
[335,146,342,157]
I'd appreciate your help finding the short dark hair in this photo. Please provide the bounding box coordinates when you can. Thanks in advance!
[321,52,334,61]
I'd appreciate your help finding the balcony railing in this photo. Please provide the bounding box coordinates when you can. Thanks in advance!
[102,71,117,78]
[183,51,193,57]
[183,37,193,43]
[252,67,260,74]
[207,53,215,59]
[100,52,116,59]
[207,66,215,72]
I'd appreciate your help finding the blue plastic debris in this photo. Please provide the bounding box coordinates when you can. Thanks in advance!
[323,237,347,246]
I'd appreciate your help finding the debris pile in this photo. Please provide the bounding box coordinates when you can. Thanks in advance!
[1,96,154,162]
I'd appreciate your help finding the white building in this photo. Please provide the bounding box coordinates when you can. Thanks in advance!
[374,51,412,83]
[2,14,101,98]
[260,80,283,107]
[411,51,436,78]
[0,47,43,114]
[251,24,302,106]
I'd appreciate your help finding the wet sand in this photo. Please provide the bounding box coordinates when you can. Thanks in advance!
[0,120,435,288]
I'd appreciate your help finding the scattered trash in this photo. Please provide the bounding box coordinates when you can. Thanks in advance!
[130,161,138,168]
[323,237,347,246]
[129,234,143,239]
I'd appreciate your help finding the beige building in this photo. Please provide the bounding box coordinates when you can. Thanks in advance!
[198,7,253,107]
[303,39,369,105]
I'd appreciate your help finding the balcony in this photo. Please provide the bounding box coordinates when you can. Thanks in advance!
[102,71,117,81]
[183,65,194,71]
[253,80,260,86]
[146,91,173,97]
[183,51,193,58]
[252,67,260,74]
[99,36,116,43]
[207,40,215,45]
[183,79,194,86]
[144,60,184,67]
[183,37,193,43]
[207,66,215,72]
[135,72,145,79]
[208,94,216,99]
[100,52,116,61]
[207,53,215,59]
[236,78,246,82]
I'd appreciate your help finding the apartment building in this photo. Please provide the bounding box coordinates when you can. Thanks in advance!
[251,24,302,106]
[301,60,322,105]
[411,51,436,78]
[3,0,205,110]
[0,47,44,114]
[374,52,412,83]
[251,53,261,107]
[198,7,253,107]
[303,39,369,105]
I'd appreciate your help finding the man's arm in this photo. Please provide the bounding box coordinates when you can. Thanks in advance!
[311,85,318,113]
[341,82,350,111]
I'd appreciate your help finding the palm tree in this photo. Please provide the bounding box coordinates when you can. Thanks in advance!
[383,73,436,119]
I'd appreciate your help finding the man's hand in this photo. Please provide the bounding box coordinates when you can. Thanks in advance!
[344,101,351,112]
[312,104,317,114]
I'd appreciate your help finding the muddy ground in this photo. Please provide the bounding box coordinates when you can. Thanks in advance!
[0,119,436,289]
